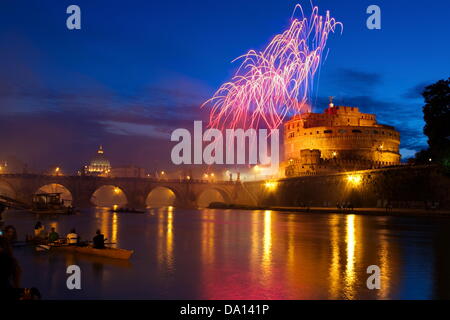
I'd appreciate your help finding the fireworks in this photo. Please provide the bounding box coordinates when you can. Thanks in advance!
[202,4,342,131]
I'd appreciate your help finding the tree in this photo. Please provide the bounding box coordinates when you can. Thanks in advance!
[422,78,450,167]
[414,149,432,164]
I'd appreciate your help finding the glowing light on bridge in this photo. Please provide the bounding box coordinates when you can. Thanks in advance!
[202,4,342,131]
[346,174,362,186]
[264,180,278,191]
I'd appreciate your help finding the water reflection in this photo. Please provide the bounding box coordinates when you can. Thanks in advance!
[262,210,272,271]
[156,207,174,272]
[329,215,341,299]
[344,214,357,299]
[97,208,118,246]
[5,207,450,299]
[378,231,390,299]
[201,210,215,266]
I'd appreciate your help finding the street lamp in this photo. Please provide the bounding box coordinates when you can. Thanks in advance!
[264,180,278,191]
[346,174,362,186]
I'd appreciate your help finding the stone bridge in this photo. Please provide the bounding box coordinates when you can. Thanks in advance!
[2,165,448,210]
[0,174,257,209]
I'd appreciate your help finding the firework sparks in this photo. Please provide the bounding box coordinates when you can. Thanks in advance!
[202,4,342,131]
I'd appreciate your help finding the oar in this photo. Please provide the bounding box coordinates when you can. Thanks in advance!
[87,241,117,245]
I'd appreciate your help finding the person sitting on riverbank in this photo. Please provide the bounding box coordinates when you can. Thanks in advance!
[66,228,78,245]
[3,226,17,244]
[48,227,59,243]
[0,236,41,300]
[0,236,21,300]
[92,230,106,249]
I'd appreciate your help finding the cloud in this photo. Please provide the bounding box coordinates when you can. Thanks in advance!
[0,76,211,172]
[400,148,418,159]
[100,120,171,139]
[336,69,382,86]
[331,68,382,95]
[402,82,429,100]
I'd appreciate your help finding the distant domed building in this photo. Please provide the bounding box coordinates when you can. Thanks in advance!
[283,103,401,177]
[84,145,111,176]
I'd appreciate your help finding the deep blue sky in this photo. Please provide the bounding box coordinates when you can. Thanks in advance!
[0,0,449,172]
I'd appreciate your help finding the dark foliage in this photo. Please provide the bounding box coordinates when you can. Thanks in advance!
[415,78,450,168]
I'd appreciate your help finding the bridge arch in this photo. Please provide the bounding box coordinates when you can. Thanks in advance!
[0,179,17,198]
[146,186,178,208]
[196,187,231,208]
[91,185,127,207]
[35,183,73,205]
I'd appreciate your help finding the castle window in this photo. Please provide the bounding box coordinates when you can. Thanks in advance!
[317,131,319,134]
[373,130,379,134]
[338,129,346,134]
[352,129,362,133]
[324,130,333,134]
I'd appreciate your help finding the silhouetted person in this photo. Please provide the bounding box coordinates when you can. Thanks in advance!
[0,236,21,300]
[3,226,17,243]
[92,230,106,249]
[48,227,59,243]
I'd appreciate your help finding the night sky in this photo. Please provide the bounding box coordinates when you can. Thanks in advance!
[1,0,449,173]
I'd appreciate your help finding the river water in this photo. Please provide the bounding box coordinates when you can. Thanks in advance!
[3,208,450,299]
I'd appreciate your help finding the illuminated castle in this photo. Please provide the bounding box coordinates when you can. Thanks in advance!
[282,101,401,177]
[84,145,111,176]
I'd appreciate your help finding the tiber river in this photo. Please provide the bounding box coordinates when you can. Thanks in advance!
[4,208,450,299]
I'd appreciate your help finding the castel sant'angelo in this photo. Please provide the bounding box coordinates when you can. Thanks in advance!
[282,100,401,177]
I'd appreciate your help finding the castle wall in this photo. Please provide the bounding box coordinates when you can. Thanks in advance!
[285,125,400,163]
[243,165,450,209]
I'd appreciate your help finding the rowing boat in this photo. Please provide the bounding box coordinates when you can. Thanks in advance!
[47,244,134,260]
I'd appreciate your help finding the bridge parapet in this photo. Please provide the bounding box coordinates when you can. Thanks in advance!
[0,174,248,209]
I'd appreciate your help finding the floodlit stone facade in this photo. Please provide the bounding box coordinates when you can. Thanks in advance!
[283,105,401,177]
